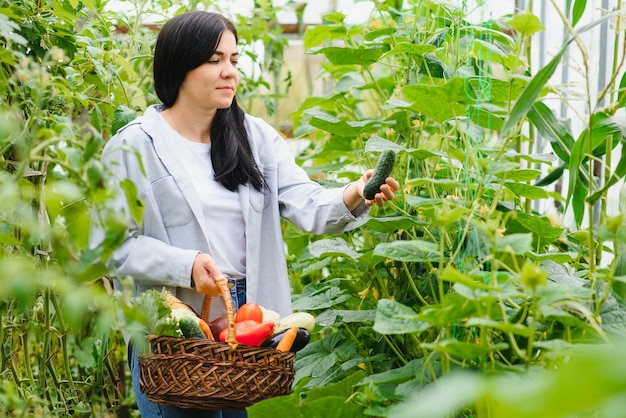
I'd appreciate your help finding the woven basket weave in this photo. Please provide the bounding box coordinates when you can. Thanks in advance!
[139,278,295,410]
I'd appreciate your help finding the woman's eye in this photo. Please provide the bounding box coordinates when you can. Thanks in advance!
[231,61,239,66]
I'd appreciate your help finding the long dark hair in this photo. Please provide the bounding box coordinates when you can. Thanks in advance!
[153,11,264,192]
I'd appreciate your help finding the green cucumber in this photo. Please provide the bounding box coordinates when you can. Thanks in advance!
[178,317,205,339]
[363,149,396,200]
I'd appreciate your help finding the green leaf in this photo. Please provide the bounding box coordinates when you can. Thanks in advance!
[315,309,376,326]
[419,53,446,78]
[374,240,440,262]
[587,142,626,205]
[248,373,367,418]
[526,251,576,263]
[572,178,587,227]
[379,42,436,60]
[598,287,626,335]
[402,78,470,122]
[439,266,493,290]
[120,178,144,224]
[307,237,361,260]
[571,0,588,27]
[495,168,541,182]
[417,294,478,327]
[527,102,575,163]
[373,299,430,334]
[361,358,427,385]
[310,45,385,66]
[511,212,564,240]
[495,233,532,254]
[291,285,351,311]
[364,136,404,153]
[303,24,347,49]
[617,71,626,110]
[504,182,549,199]
[111,105,137,135]
[0,14,27,46]
[535,164,565,187]
[363,215,427,233]
[304,108,388,136]
[465,317,533,337]
[506,13,545,36]
[321,11,347,25]
[387,371,482,418]
[366,135,442,160]
[421,338,509,361]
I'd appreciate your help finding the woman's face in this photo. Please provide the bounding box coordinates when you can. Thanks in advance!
[178,30,240,111]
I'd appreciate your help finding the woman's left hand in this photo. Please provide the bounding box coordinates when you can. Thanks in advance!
[359,170,400,206]
[344,170,400,211]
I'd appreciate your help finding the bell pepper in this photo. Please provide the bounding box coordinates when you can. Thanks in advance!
[219,320,275,347]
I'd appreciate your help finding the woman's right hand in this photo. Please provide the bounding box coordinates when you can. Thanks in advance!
[191,253,224,297]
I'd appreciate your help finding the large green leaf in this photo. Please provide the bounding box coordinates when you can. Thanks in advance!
[310,45,386,66]
[379,42,436,60]
[374,240,440,262]
[402,78,471,118]
[304,108,389,137]
[291,285,352,311]
[363,215,427,233]
[374,299,430,334]
[315,309,376,326]
[504,182,549,199]
[360,358,427,385]
[307,237,361,260]
[527,102,574,163]
[303,23,347,49]
[494,233,533,255]
[506,13,545,36]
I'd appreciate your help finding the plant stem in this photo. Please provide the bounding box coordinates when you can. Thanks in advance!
[402,261,429,305]
[50,292,78,394]
[383,334,408,365]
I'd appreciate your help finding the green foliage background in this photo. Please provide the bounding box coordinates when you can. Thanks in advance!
[1,0,626,417]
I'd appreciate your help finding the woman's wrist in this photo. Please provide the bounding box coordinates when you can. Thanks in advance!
[343,181,365,213]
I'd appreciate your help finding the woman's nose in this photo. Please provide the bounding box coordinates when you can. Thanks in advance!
[221,63,238,78]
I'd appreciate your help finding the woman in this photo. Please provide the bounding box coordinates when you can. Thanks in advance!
[92,10,399,418]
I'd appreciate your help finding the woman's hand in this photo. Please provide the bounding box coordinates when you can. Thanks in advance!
[191,253,224,297]
[344,170,400,211]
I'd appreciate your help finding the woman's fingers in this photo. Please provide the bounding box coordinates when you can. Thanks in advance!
[192,253,223,296]
[372,177,400,206]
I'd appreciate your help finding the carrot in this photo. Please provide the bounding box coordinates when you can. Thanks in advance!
[198,318,214,340]
[275,326,299,352]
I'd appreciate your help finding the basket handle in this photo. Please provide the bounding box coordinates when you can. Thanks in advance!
[200,277,237,347]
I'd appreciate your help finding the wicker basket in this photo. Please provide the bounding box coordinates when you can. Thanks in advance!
[139,278,296,410]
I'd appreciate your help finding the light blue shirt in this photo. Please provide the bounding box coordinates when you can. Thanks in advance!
[90,105,369,320]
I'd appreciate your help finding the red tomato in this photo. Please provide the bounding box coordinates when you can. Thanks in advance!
[219,320,275,347]
[235,303,263,323]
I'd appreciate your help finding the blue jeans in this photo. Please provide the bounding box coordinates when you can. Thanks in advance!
[129,281,247,418]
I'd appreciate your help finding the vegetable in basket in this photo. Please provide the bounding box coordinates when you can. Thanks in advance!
[218,319,274,346]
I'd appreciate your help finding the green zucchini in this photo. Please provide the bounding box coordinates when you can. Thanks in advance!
[363,149,396,200]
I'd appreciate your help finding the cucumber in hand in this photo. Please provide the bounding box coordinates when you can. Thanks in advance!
[363,149,396,200]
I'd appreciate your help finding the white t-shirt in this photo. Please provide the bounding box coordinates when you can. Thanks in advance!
[159,114,246,280]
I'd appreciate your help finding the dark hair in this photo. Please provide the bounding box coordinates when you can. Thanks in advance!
[153,11,264,192]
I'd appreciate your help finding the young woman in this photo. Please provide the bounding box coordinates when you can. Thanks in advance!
[92,10,399,418]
